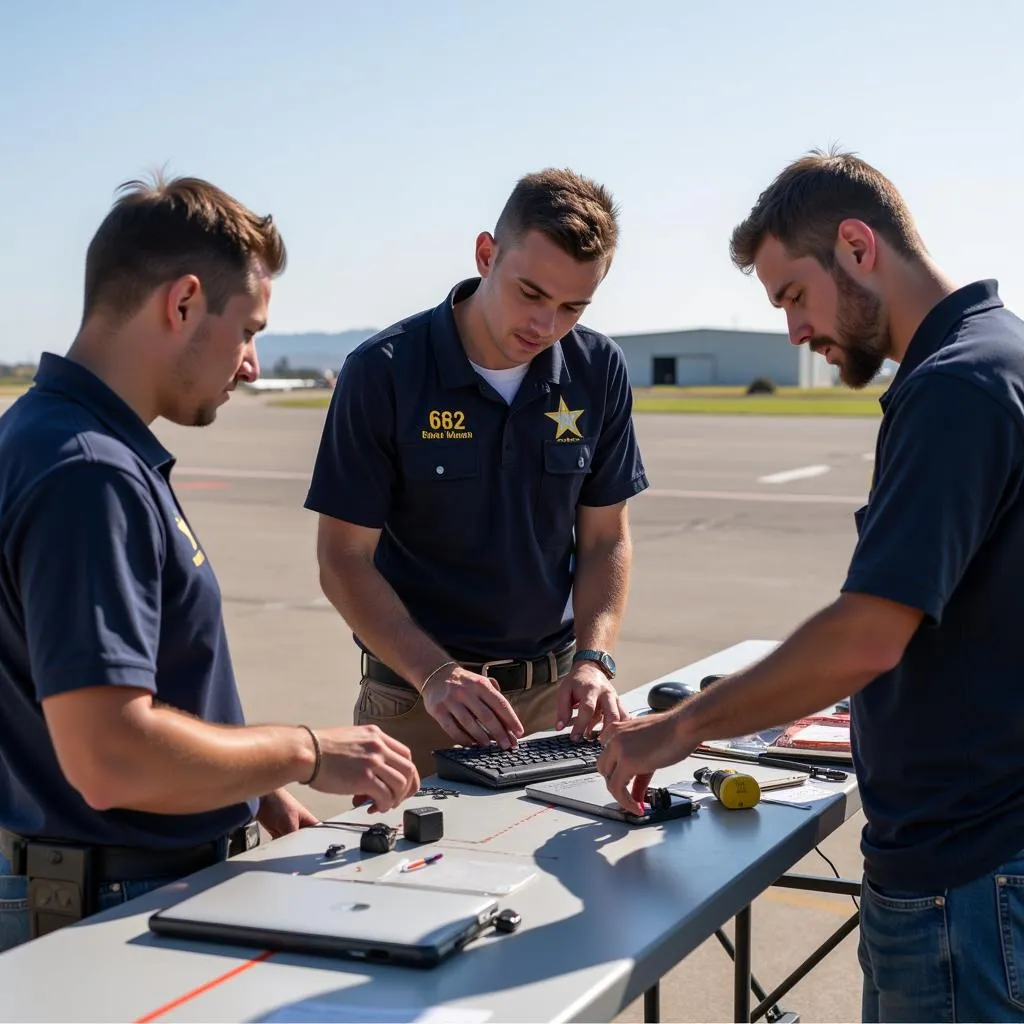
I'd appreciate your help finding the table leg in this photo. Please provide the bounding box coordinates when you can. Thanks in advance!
[734,905,752,1023]
[714,873,857,1021]
[715,927,782,1020]
[644,982,660,1023]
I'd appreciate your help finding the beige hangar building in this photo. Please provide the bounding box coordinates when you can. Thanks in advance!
[611,327,834,388]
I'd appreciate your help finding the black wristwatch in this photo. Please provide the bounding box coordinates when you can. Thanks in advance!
[572,649,617,679]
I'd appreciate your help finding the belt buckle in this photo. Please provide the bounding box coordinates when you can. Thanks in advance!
[229,822,261,858]
[479,658,531,691]
[243,821,261,850]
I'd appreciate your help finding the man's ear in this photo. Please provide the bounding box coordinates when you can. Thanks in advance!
[163,275,204,334]
[474,231,498,278]
[835,218,878,276]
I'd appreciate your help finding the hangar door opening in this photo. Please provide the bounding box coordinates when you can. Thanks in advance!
[652,357,676,384]
[651,355,716,386]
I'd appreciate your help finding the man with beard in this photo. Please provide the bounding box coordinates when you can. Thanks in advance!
[597,148,1024,1022]
[0,173,419,952]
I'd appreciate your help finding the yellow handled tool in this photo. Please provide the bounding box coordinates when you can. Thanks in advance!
[693,766,761,809]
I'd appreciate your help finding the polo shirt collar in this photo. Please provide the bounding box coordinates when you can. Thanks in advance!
[32,352,174,471]
[431,278,572,390]
[882,279,1003,410]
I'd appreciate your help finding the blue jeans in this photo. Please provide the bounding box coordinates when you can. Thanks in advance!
[0,850,176,954]
[860,851,1024,1022]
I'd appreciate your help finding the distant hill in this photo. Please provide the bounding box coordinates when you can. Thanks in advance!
[256,329,378,375]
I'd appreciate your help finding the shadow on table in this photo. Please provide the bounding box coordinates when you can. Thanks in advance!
[56,799,770,1021]
[243,808,766,1023]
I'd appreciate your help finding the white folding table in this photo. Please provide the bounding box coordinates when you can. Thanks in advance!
[0,640,862,1023]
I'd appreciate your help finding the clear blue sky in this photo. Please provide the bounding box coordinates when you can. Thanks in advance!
[2,0,1022,362]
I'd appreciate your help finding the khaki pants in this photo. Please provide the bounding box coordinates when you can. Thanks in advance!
[354,675,563,779]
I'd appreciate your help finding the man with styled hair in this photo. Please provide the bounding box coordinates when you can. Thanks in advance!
[307,167,649,774]
[598,148,1024,1022]
[0,173,420,951]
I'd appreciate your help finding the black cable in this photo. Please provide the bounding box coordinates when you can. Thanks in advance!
[814,844,859,910]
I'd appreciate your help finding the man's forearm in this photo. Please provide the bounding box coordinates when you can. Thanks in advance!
[571,533,632,652]
[80,714,316,814]
[319,551,450,689]
[676,596,895,745]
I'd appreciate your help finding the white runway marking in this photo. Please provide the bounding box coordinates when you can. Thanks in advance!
[174,466,310,481]
[862,452,874,461]
[174,467,866,507]
[227,595,332,613]
[644,488,863,506]
[757,464,831,485]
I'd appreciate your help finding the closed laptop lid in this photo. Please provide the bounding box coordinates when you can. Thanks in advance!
[149,870,498,959]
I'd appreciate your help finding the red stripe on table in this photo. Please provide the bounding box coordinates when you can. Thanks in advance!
[133,949,274,1022]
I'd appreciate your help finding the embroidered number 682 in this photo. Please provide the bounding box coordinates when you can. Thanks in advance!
[428,410,465,430]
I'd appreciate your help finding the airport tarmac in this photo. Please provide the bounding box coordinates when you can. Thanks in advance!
[2,389,881,1022]
[155,393,877,1023]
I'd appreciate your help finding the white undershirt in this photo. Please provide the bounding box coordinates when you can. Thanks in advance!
[469,359,530,405]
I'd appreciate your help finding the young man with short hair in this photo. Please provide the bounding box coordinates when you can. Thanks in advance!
[307,168,649,775]
[0,174,420,952]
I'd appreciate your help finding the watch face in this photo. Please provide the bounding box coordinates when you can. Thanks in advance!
[575,650,616,677]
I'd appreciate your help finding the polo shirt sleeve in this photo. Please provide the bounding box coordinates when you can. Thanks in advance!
[841,373,1023,625]
[304,349,396,528]
[578,342,650,507]
[8,462,164,701]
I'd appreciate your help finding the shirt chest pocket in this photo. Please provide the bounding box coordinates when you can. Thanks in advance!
[535,439,595,548]
[401,441,480,483]
[398,442,482,550]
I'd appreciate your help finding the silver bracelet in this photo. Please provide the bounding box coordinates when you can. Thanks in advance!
[420,659,458,692]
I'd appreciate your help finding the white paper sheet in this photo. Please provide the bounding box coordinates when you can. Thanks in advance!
[760,783,837,810]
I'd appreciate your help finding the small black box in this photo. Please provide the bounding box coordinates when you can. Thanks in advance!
[403,806,444,843]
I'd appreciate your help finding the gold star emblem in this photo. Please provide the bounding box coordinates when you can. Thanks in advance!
[545,396,584,439]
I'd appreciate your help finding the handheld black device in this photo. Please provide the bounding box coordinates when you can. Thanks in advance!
[622,787,699,825]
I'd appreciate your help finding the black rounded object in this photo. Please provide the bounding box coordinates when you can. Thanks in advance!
[647,680,698,712]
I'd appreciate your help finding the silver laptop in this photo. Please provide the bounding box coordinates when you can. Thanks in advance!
[148,869,499,968]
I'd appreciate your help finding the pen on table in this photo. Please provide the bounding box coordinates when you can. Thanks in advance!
[696,747,849,782]
[401,852,444,872]
[756,754,848,782]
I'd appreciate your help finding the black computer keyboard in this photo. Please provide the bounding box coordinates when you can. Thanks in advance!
[433,734,604,789]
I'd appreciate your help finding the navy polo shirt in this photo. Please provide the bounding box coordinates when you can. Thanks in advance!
[0,354,255,849]
[842,280,1024,891]
[305,278,649,662]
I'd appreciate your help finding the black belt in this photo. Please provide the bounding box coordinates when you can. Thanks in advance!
[0,821,260,883]
[362,642,576,693]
